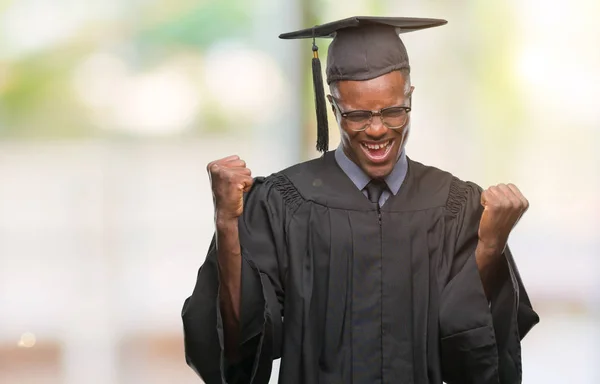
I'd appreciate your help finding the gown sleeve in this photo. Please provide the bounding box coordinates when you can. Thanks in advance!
[181,176,289,384]
[439,178,540,384]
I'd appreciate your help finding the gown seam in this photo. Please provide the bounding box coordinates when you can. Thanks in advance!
[378,204,383,384]
[347,211,355,383]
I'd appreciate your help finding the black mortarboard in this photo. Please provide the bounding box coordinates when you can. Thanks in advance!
[279,16,447,153]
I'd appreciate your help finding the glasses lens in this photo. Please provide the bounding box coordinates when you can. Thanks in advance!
[345,111,371,123]
[382,108,408,128]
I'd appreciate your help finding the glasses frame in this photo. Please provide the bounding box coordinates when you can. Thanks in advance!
[330,96,412,132]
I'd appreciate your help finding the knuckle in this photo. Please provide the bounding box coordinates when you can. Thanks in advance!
[223,170,234,182]
[488,200,500,210]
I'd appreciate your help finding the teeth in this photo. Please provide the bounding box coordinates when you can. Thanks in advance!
[363,141,390,150]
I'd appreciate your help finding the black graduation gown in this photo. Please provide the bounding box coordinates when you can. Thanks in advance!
[182,151,539,384]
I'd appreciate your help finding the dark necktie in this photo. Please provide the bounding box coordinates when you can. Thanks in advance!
[365,179,386,205]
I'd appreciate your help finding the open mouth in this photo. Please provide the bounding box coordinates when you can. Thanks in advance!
[360,140,394,163]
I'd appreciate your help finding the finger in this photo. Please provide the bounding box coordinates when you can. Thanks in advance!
[208,155,239,169]
[487,185,503,199]
[220,155,240,162]
[493,184,517,208]
[497,184,521,207]
[481,188,490,206]
[481,188,501,207]
[222,159,247,168]
[491,184,513,199]
[507,183,529,211]
[240,176,254,192]
[482,186,503,208]
[494,183,510,197]
[207,161,220,176]
[506,183,522,196]
[227,167,252,176]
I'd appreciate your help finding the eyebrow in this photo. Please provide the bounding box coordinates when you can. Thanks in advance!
[338,101,411,112]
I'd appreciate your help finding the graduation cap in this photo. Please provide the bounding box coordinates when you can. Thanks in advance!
[279,16,447,153]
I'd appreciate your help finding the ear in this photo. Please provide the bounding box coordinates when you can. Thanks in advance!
[326,94,337,117]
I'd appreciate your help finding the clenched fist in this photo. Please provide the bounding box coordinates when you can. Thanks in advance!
[207,155,253,222]
[478,183,529,254]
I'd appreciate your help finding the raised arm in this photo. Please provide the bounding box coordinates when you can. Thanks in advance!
[209,155,254,361]
[439,179,539,384]
[182,156,286,384]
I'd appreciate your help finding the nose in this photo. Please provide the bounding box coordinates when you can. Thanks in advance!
[364,116,387,139]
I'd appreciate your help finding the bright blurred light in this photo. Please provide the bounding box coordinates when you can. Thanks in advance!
[515,0,600,126]
[18,332,36,348]
[516,49,600,124]
[72,53,202,135]
[0,0,125,59]
[1,0,87,58]
[112,68,200,135]
[204,43,286,125]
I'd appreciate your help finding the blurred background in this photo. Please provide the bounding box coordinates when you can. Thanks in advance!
[0,0,598,383]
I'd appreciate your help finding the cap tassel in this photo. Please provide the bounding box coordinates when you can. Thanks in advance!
[312,35,329,153]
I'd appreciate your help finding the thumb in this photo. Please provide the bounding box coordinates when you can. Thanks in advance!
[480,189,489,208]
[241,177,254,193]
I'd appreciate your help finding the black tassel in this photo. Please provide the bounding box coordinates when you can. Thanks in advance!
[312,41,329,153]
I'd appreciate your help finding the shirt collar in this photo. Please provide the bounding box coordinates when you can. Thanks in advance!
[334,144,408,195]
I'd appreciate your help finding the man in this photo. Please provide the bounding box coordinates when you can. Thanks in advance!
[182,16,539,383]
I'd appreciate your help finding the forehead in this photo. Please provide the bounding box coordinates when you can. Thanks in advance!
[332,70,409,106]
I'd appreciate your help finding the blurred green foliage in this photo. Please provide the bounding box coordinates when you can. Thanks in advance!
[0,0,252,139]
[1,47,94,138]
[136,0,251,50]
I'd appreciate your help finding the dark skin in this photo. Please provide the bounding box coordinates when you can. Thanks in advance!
[207,155,253,362]
[327,70,413,180]
[207,70,529,361]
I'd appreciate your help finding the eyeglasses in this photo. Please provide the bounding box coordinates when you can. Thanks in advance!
[330,97,411,132]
